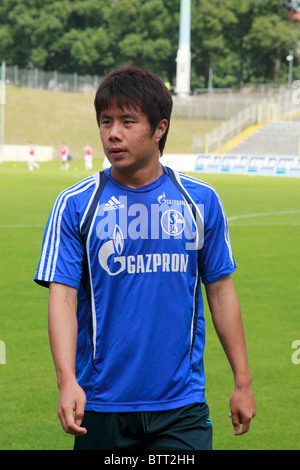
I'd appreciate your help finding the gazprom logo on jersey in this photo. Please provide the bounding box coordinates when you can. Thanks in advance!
[99,224,189,276]
[99,225,126,275]
[97,196,204,276]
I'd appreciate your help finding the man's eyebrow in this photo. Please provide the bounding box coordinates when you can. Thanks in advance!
[99,112,111,119]
[100,111,139,119]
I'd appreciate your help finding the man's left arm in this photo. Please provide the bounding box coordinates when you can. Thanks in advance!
[205,274,256,436]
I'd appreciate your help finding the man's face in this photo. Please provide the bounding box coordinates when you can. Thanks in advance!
[99,102,166,177]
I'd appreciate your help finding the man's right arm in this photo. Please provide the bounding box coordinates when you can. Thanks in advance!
[48,282,87,436]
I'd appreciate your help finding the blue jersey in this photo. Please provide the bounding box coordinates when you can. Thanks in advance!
[35,167,236,412]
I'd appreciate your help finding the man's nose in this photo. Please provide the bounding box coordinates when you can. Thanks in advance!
[109,122,122,141]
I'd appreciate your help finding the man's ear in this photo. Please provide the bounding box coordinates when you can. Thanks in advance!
[155,119,168,143]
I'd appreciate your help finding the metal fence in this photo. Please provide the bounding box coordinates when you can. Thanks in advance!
[5,65,103,94]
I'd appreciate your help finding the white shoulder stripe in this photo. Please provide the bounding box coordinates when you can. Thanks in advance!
[178,172,215,191]
[50,181,96,282]
[177,172,235,266]
[38,176,96,281]
[80,172,100,231]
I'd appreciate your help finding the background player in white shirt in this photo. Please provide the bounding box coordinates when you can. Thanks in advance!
[27,142,40,171]
[84,144,93,170]
[60,143,69,170]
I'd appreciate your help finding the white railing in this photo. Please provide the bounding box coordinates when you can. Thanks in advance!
[192,90,300,153]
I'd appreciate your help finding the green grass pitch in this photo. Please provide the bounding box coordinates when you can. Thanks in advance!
[0,160,299,450]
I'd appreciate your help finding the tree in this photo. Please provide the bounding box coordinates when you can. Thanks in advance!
[0,0,299,89]
[245,13,296,83]
[102,0,178,81]
[192,0,230,88]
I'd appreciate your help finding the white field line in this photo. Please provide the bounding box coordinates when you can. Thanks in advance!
[0,224,44,228]
[0,211,300,228]
[228,210,300,226]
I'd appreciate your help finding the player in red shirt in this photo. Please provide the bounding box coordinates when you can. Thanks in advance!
[27,142,40,171]
[60,143,69,170]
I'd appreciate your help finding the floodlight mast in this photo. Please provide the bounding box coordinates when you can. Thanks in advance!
[175,0,191,97]
[0,61,6,164]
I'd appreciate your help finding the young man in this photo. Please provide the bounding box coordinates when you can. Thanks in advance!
[34,66,255,450]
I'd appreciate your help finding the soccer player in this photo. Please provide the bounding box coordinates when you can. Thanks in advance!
[60,142,69,170]
[34,66,255,450]
[84,144,93,171]
[27,142,40,171]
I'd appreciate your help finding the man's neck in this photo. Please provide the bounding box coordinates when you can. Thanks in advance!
[110,161,164,189]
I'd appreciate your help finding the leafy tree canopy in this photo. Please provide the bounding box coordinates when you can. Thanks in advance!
[0,0,299,88]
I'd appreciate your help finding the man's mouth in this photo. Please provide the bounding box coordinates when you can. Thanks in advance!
[109,147,126,158]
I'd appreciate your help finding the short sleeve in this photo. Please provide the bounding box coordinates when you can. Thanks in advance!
[34,196,85,289]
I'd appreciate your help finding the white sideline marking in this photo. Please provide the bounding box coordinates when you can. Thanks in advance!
[1,211,300,228]
[0,224,44,228]
[229,222,300,226]
[228,210,300,226]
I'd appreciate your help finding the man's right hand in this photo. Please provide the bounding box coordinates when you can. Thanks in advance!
[57,379,87,436]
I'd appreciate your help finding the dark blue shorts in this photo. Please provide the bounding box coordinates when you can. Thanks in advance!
[74,402,213,450]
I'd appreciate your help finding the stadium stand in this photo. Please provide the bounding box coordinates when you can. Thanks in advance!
[227,121,300,157]
[190,89,300,177]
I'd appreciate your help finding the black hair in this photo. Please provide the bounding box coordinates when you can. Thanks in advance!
[94,66,173,154]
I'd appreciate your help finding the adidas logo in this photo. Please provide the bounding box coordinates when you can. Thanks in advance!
[103,196,125,211]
